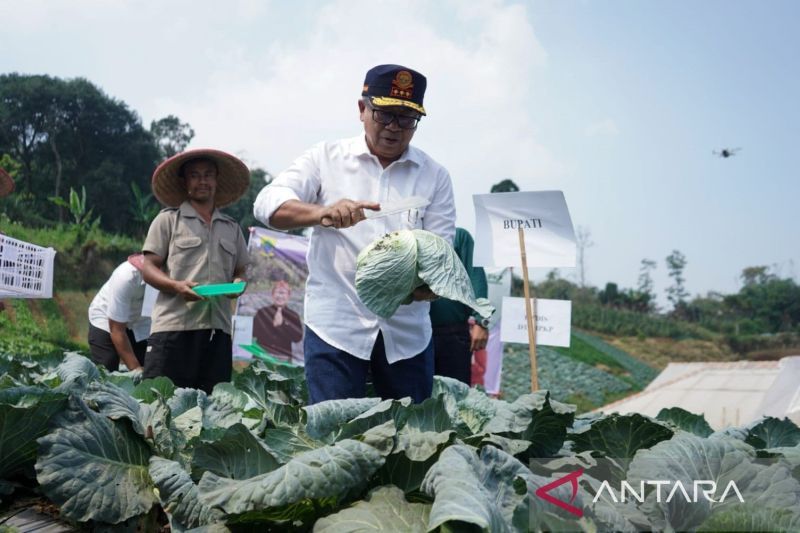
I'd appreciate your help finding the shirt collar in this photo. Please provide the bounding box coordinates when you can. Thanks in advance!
[350,134,422,167]
[179,200,224,221]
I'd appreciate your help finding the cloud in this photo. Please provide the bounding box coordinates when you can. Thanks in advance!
[584,119,620,137]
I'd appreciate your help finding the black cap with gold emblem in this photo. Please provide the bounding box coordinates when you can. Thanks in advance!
[362,64,427,116]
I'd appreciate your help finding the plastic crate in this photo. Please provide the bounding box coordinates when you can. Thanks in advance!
[0,234,56,299]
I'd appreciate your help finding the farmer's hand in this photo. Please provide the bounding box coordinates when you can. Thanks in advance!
[174,280,202,301]
[129,367,144,384]
[319,199,381,229]
[227,277,245,299]
[470,323,489,352]
[411,285,438,302]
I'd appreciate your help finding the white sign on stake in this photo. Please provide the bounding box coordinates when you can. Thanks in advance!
[473,191,577,268]
[231,315,254,360]
[500,297,572,347]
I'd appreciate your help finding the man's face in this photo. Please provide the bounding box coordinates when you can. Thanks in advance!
[359,100,419,165]
[183,160,217,204]
[272,286,290,307]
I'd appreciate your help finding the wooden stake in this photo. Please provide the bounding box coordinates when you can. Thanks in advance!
[518,227,539,391]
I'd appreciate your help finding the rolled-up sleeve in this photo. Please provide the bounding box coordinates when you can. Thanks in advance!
[253,143,323,229]
[143,211,172,258]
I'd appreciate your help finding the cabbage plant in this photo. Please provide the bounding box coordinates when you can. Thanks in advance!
[355,229,495,319]
[1,351,800,531]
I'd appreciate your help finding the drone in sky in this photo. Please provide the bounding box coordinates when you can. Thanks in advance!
[713,147,741,158]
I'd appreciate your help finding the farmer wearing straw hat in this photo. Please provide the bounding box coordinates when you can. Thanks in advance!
[141,149,250,393]
[254,64,456,404]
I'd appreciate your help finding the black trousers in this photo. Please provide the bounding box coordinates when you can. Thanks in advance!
[144,329,232,394]
[88,324,147,372]
[432,323,472,385]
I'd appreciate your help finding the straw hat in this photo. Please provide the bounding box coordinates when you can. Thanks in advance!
[0,167,15,198]
[151,149,250,208]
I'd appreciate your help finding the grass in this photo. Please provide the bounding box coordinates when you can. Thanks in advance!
[605,335,740,370]
[552,334,628,375]
[0,295,88,356]
[53,291,93,348]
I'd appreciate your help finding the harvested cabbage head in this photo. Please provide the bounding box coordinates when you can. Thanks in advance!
[355,229,495,319]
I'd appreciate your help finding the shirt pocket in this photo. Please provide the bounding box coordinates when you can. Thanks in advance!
[399,206,425,230]
[171,236,203,266]
[218,238,237,278]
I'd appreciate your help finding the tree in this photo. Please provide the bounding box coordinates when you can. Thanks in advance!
[740,265,774,287]
[129,182,161,238]
[222,167,274,233]
[0,73,160,234]
[598,282,621,306]
[724,266,800,333]
[665,250,689,314]
[575,226,594,287]
[634,258,658,313]
[637,259,656,295]
[150,115,195,159]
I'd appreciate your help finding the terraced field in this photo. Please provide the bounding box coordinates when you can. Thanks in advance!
[500,330,658,412]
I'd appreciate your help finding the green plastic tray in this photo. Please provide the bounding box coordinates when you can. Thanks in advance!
[192,281,247,297]
[238,342,295,367]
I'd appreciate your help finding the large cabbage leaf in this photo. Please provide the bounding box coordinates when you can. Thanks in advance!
[191,423,281,480]
[355,229,494,319]
[0,386,67,499]
[35,396,156,523]
[373,396,455,493]
[628,431,800,531]
[422,444,576,532]
[197,439,385,525]
[149,457,224,530]
[313,485,430,532]
[303,397,382,441]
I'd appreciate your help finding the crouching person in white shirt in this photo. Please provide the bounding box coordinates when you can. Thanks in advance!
[87,253,151,374]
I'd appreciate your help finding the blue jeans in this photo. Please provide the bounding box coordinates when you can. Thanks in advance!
[303,327,434,405]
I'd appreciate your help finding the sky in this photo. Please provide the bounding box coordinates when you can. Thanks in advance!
[1,0,798,306]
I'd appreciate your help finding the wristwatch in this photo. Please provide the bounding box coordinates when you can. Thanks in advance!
[473,314,490,328]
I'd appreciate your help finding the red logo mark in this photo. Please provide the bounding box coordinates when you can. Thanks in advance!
[534,468,584,517]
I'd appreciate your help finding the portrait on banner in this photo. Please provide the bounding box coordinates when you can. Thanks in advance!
[235,227,308,364]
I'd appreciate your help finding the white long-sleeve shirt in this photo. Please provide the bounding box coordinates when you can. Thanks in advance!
[253,135,456,363]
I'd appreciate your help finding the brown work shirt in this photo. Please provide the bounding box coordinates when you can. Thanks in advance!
[143,201,249,334]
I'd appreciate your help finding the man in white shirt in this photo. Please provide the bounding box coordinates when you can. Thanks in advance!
[88,254,151,373]
[253,64,456,404]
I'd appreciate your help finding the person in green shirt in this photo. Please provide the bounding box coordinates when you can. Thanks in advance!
[429,227,489,385]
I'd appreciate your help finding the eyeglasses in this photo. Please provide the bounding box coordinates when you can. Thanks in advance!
[367,105,420,130]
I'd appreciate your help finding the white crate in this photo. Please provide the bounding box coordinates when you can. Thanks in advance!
[0,234,56,299]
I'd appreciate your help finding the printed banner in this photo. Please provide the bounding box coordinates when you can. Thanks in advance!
[473,190,577,268]
[234,227,309,364]
[500,297,572,347]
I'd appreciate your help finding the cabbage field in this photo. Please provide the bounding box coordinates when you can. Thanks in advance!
[1,351,800,532]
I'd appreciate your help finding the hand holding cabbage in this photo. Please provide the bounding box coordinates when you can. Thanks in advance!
[355,229,495,320]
